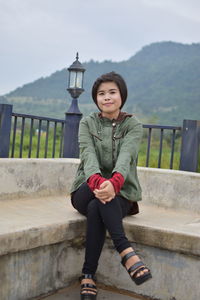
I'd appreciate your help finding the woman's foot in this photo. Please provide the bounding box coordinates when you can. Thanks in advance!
[80,274,97,299]
[120,247,152,285]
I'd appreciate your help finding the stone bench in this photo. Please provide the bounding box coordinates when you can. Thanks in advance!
[0,159,200,300]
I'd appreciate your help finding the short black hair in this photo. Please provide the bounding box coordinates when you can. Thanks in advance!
[92,71,128,109]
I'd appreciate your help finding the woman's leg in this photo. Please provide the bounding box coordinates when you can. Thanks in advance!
[82,198,106,275]
[72,185,133,271]
[72,185,150,284]
[96,195,132,253]
[94,196,150,280]
[72,183,106,296]
[72,183,106,275]
[71,182,95,215]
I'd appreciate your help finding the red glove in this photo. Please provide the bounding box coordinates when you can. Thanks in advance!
[109,172,124,194]
[87,174,106,191]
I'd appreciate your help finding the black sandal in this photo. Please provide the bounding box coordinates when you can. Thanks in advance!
[121,251,152,285]
[79,274,98,300]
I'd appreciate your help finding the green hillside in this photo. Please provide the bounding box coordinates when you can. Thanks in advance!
[3,41,200,125]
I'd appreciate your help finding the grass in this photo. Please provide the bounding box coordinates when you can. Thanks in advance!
[9,125,64,158]
[138,134,181,170]
[9,125,182,171]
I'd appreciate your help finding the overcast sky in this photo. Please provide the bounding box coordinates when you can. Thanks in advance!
[0,0,200,95]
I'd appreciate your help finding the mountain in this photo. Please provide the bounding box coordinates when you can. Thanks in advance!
[3,41,200,125]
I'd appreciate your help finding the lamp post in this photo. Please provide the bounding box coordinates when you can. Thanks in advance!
[63,53,85,158]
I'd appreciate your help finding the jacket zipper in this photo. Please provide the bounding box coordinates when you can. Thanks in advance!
[112,121,117,167]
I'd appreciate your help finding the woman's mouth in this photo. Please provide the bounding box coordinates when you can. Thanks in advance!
[104,103,113,106]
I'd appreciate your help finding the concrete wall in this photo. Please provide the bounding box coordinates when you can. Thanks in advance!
[0,159,77,200]
[0,159,200,300]
[2,236,199,300]
[0,158,200,212]
[138,167,200,213]
[0,241,85,300]
[98,240,200,300]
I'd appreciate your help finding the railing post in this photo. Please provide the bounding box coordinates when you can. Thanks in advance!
[63,98,82,158]
[0,104,13,158]
[179,119,200,172]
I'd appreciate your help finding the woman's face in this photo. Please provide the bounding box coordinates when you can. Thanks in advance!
[96,81,122,120]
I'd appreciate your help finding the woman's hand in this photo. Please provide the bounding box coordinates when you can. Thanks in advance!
[94,180,115,204]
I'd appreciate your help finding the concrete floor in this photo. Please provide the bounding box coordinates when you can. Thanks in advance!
[39,283,144,300]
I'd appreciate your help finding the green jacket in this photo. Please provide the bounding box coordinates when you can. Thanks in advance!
[70,112,143,202]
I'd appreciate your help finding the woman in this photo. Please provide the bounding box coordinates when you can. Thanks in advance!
[70,72,152,299]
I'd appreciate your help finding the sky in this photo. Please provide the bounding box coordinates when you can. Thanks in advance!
[0,0,200,95]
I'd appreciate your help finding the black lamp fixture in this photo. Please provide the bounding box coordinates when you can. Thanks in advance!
[67,52,85,99]
[63,53,85,158]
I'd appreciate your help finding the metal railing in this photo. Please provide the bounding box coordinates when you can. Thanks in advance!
[142,124,182,169]
[0,104,199,172]
[10,112,65,158]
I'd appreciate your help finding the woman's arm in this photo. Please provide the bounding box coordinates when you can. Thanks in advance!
[79,118,102,181]
[112,117,143,180]
[95,117,142,203]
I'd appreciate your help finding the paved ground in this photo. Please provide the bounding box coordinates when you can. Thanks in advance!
[39,283,144,300]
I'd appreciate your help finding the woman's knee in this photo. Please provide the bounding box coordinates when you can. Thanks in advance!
[71,183,94,215]
[87,198,99,217]
[107,195,130,218]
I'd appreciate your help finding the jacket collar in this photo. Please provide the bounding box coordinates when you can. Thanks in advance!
[98,111,132,123]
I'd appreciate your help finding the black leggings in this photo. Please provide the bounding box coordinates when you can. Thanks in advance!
[71,183,132,275]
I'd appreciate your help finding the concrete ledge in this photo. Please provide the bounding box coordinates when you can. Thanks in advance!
[0,158,78,200]
[0,196,85,256]
[0,196,200,300]
[0,197,200,258]
[124,204,200,257]
[0,158,200,213]
[138,167,200,213]
[0,196,86,300]
[0,159,200,300]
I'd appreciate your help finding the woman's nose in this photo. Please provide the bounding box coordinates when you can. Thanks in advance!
[104,93,110,100]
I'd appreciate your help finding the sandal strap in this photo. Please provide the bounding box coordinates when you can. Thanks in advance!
[127,261,144,274]
[81,283,97,296]
[133,267,150,278]
[80,290,97,296]
[128,263,150,279]
[81,289,97,293]
[79,273,97,283]
[81,283,97,290]
[121,251,136,267]
[81,288,97,293]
